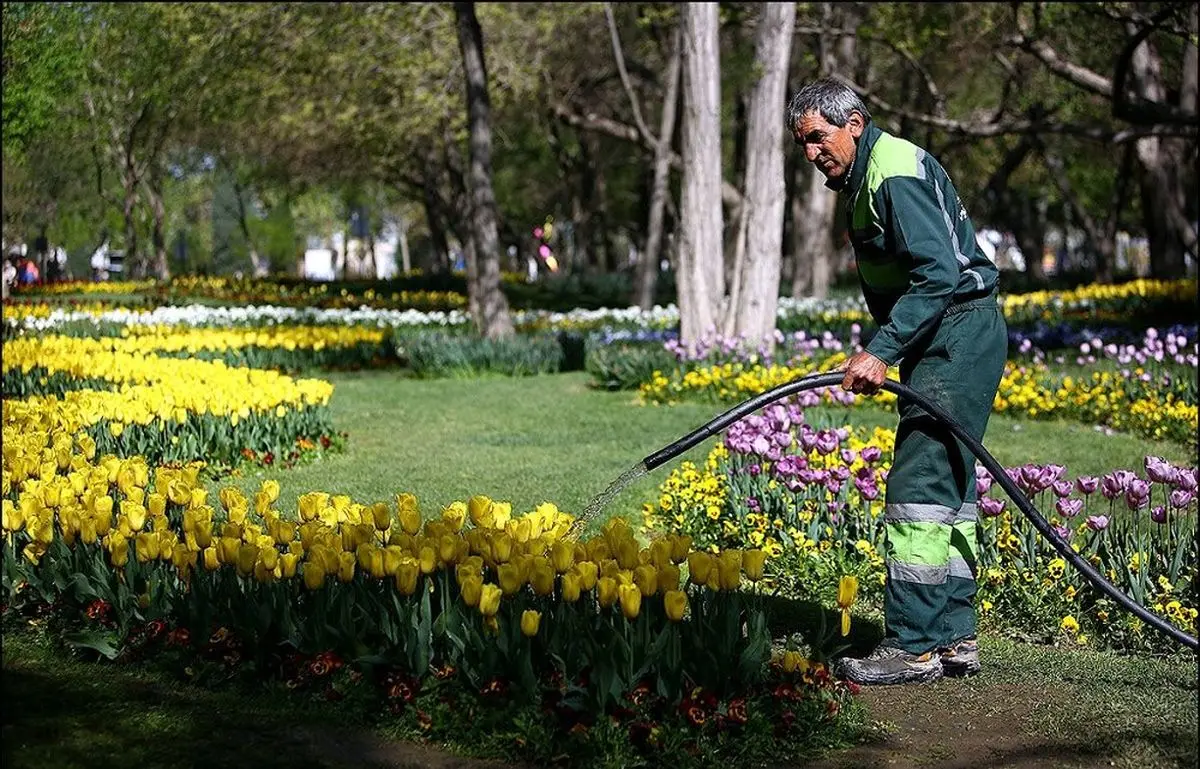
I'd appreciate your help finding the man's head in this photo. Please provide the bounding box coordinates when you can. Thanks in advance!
[786,78,871,183]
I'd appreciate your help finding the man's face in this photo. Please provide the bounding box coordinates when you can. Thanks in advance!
[793,110,865,181]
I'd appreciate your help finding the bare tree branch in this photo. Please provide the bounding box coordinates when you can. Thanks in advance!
[550,101,745,209]
[830,74,1199,143]
[604,3,655,146]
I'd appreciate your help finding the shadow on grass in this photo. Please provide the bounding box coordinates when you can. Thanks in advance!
[1,650,378,769]
[761,594,884,657]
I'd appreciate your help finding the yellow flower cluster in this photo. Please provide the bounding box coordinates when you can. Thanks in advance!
[157,275,466,311]
[639,354,899,408]
[14,279,157,296]
[3,339,331,441]
[2,300,129,322]
[999,278,1197,322]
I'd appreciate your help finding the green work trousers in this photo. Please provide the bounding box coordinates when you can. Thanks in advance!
[882,297,1007,654]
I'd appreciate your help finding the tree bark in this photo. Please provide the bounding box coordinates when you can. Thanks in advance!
[725,1,795,349]
[790,2,863,298]
[146,166,170,279]
[678,2,724,345]
[454,1,513,338]
[420,167,451,273]
[636,22,682,310]
[398,212,412,274]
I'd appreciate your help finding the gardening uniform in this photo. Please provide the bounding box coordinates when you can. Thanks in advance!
[835,120,1007,663]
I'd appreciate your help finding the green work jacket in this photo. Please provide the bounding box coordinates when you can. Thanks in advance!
[833,120,999,365]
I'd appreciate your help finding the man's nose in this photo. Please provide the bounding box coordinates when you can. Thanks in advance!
[804,144,820,162]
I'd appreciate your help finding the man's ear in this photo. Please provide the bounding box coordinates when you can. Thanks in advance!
[848,111,865,138]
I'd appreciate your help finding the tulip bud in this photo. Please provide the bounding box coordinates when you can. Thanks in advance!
[561,572,582,602]
[520,609,541,637]
[491,533,514,564]
[478,583,502,617]
[742,549,767,582]
[337,551,356,583]
[236,544,258,577]
[303,560,326,590]
[438,534,458,565]
[618,583,642,620]
[396,493,422,535]
[687,552,713,585]
[418,545,437,575]
[395,557,420,595]
[468,495,493,527]
[460,575,483,607]
[575,561,598,591]
[202,546,220,571]
[551,540,574,573]
[530,562,556,596]
[634,564,658,597]
[656,563,681,595]
[597,576,618,609]
[664,589,688,622]
[370,502,391,531]
[280,552,299,579]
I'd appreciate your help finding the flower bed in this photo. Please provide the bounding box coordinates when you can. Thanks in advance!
[640,400,1198,653]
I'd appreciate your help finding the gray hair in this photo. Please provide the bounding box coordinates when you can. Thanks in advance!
[785,78,871,131]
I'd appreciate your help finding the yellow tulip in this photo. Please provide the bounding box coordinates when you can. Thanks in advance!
[396,493,422,534]
[80,518,98,545]
[718,553,742,591]
[442,501,467,532]
[417,545,437,575]
[634,564,658,597]
[478,583,502,617]
[657,563,681,595]
[219,487,246,513]
[135,532,160,563]
[276,551,295,579]
[467,495,493,526]
[586,538,610,562]
[520,610,541,637]
[497,563,523,596]
[670,534,693,563]
[687,552,713,586]
[575,561,598,591]
[236,544,258,576]
[837,575,860,608]
[597,576,618,608]
[337,551,356,583]
[122,501,147,533]
[367,502,390,531]
[664,590,688,622]
[742,549,767,582]
[274,520,296,546]
[491,533,514,564]
[618,583,642,620]
[303,560,327,590]
[3,499,26,532]
[254,491,272,516]
[202,546,220,571]
[530,562,556,596]
[438,534,458,565]
[167,478,192,506]
[384,545,405,577]
[649,538,672,568]
[261,479,280,504]
[395,557,421,595]
[614,540,640,571]
[551,540,574,573]
[460,575,483,607]
[259,547,279,572]
[561,572,582,602]
[782,651,809,674]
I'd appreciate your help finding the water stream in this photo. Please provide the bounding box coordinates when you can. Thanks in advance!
[570,461,648,536]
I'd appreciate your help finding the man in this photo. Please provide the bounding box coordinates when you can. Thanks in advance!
[787,78,1008,685]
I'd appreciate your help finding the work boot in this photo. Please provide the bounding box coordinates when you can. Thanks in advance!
[939,636,980,677]
[834,644,944,686]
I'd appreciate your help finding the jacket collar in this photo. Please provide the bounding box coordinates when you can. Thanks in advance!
[825,118,881,194]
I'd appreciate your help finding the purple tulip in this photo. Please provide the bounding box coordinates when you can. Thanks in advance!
[1125,479,1151,511]
[1046,464,1067,483]
[861,446,882,464]
[860,484,880,501]
[815,432,839,456]
[1053,525,1073,541]
[976,475,993,497]
[1052,481,1074,498]
[747,463,761,477]
[1086,515,1110,531]
[747,497,760,512]
[1076,476,1099,495]
[1170,489,1195,509]
[1055,498,1083,518]
[1175,471,1198,493]
[800,432,818,452]
[1150,505,1167,524]
[1100,473,1124,500]
[752,436,771,456]
[841,448,857,465]
[825,478,844,494]
[773,431,793,449]
[1144,456,1177,484]
[979,497,1006,517]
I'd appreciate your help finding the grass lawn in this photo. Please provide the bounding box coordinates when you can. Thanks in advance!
[216,369,1195,526]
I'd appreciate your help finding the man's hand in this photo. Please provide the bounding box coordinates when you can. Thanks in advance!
[838,351,888,394]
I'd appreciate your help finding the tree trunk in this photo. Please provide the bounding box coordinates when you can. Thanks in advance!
[678,2,724,345]
[725,1,795,349]
[789,2,862,298]
[420,168,451,273]
[122,166,141,278]
[398,213,412,274]
[636,23,683,310]
[146,167,170,280]
[455,1,513,339]
[1128,25,1196,277]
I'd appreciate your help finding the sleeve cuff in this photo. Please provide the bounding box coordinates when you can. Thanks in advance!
[865,332,902,366]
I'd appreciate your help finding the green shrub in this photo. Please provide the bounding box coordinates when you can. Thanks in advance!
[402,332,565,378]
[586,341,678,391]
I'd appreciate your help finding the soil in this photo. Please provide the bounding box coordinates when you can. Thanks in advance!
[293,678,1112,769]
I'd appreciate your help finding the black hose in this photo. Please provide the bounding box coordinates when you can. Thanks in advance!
[641,372,1199,651]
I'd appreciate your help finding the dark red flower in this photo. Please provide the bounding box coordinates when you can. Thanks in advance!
[167,627,190,647]
[725,698,748,724]
[146,619,167,640]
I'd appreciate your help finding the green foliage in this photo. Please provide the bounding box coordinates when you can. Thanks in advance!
[586,342,678,391]
[401,332,565,378]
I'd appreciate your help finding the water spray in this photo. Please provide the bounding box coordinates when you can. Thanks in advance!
[577,372,1198,652]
